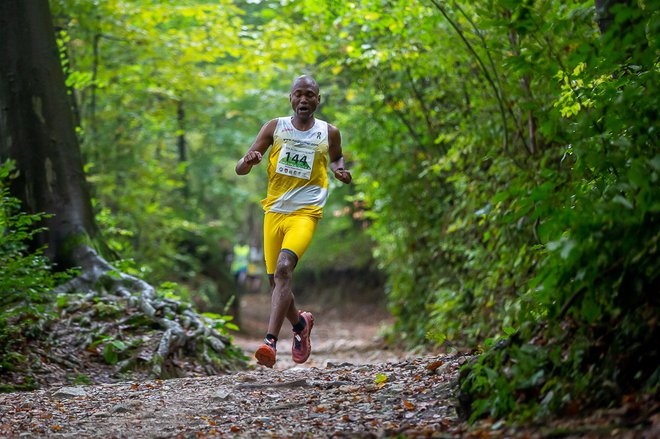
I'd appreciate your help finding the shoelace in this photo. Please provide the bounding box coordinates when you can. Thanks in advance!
[293,333,302,350]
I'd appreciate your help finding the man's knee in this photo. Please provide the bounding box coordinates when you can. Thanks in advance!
[274,262,293,281]
[274,254,295,281]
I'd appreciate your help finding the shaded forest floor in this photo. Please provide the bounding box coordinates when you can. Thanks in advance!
[0,291,657,437]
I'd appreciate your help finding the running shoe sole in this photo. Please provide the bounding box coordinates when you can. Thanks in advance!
[255,344,276,368]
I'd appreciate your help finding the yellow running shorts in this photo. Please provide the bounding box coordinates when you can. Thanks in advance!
[263,212,319,275]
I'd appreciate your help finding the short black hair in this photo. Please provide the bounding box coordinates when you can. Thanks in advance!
[290,75,319,93]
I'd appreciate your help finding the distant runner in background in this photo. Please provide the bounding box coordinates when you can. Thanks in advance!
[230,243,249,287]
[235,75,352,368]
[246,244,264,293]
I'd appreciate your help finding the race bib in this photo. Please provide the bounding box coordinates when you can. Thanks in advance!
[276,142,314,180]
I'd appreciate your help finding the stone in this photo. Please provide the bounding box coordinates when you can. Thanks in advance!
[212,389,232,401]
[113,404,135,413]
[52,386,87,399]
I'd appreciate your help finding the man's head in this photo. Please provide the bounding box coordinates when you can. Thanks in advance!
[290,75,320,120]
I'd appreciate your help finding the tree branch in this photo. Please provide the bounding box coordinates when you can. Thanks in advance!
[429,0,510,156]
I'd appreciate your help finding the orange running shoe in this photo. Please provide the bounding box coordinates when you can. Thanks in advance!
[255,339,276,368]
[292,311,314,364]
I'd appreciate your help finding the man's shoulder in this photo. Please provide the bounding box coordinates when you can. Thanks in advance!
[326,122,340,134]
[312,118,336,131]
[271,117,290,128]
[262,118,281,132]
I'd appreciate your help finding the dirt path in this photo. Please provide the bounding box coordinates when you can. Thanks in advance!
[232,291,405,369]
[0,292,472,438]
[0,353,466,438]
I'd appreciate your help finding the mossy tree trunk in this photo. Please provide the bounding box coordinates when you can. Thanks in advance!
[0,0,98,269]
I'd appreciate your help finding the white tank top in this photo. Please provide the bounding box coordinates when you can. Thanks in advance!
[261,117,330,217]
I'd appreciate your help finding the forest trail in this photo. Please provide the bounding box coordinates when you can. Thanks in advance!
[2,293,657,438]
[0,354,466,438]
[0,292,469,437]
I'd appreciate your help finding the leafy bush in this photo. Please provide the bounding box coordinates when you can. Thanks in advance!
[0,161,72,378]
[455,1,660,420]
[280,0,659,421]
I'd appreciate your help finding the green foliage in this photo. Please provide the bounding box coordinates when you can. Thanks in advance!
[279,0,659,421]
[46,0,659,422]
[449,0,658,421]
[49,0,314,314]
[1,164,53,302]
[0,161,73,375]
[70,374,93,386]
[201,312,239,334]
[103,339,128,365]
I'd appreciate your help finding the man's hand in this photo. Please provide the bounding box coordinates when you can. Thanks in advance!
[244,151,263,166]
[334,168,352,184]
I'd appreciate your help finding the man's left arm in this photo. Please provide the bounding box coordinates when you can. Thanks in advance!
[328,124,352,184]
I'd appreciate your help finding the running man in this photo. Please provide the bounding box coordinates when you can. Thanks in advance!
[235,75,352,367]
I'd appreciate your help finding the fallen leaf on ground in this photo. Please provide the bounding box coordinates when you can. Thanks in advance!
[426,360,444,372]
[402,400,415,410]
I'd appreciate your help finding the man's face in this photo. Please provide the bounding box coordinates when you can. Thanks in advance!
[290,80,320,119]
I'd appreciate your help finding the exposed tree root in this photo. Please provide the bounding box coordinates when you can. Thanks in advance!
[52,245,243,378]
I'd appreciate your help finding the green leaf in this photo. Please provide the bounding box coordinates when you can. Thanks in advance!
[374,373,388,384]
[581,296,601,324]
[560,239,576,260]
[612,195,633,209]
[111,340,127,351]
[103,344,119,365]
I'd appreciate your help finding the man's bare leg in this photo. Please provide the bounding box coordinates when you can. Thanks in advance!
[267,251,300,338]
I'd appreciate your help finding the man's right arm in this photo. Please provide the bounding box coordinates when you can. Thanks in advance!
[235,119,278,175]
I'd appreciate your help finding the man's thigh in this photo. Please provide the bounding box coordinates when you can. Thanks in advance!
[281,214,319,265]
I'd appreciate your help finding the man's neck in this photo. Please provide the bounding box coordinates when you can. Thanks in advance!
[291,115,315,131]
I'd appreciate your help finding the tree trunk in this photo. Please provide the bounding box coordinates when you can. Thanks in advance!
[594,0,628,34]
[176,99,189,199]
[0,0,98,269]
